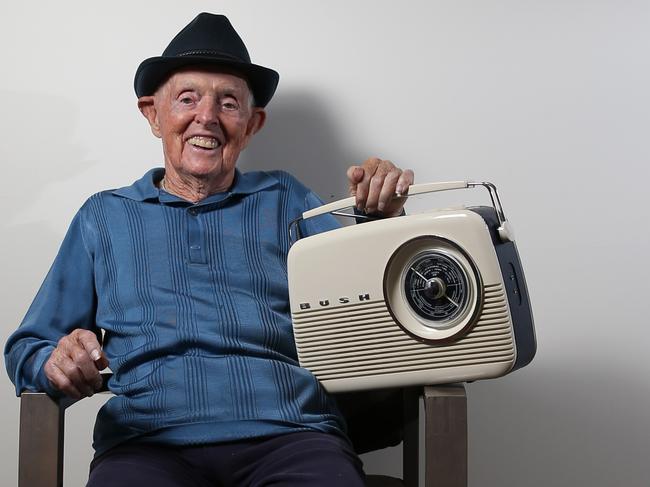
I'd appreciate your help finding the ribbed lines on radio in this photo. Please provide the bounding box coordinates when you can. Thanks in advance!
[295,317,394,338]
[308,349,514,375]
[293,282,515,378]
[483,297,505,307]
[294,307,510,345]
[293,310,392,329]
[296,323,512,349]
[299,333,512,362]
[476,312,509,324]
[297,322,511,355]
[315,353,515,380]
[302,339,513,367]
[483,293,505,303]
[298,328,407,347]
[483,306,506,314]
[298,325,511,357]
[294,307,508,332]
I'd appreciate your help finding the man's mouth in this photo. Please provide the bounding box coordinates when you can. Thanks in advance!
[187,136,221,149]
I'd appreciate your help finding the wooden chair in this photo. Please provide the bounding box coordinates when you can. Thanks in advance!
[18,375,467,487]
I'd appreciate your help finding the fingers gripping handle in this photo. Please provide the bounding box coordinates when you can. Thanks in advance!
[302,181,470,220]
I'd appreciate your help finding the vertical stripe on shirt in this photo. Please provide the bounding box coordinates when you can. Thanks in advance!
[162,206,210,420]
[122,199,166,429]
[205,207,258,420]
[88,195,129,366]
[276,172,291,276]
[89,194,136,426]
[242,193,301,421]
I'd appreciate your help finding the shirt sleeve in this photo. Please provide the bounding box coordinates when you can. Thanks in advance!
[301,190,341,238]
[301,189,403,237]
[4,208,98,397]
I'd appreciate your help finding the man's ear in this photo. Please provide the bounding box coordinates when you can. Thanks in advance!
[241,108,266,150]
[137,96,162,138]
[247,108,266,137]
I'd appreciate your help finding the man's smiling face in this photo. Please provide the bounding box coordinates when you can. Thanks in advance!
[140,67,265,190]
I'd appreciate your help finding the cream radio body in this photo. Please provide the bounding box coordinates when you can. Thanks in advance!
[287,181,536,393]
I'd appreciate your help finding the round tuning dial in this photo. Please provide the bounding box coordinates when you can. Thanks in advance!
[404,252,470,327]
[384,236,482,342]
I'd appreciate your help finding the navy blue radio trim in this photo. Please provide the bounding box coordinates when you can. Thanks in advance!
[469,206,536,371]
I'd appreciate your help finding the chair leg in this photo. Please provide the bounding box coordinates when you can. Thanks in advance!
[423,385,467,487]
[402,388,420,487]
[19,393,65,487]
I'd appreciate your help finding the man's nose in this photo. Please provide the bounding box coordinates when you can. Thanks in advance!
[195,97,220,126]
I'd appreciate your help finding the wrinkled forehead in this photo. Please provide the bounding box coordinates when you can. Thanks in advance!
[156,65,253,98]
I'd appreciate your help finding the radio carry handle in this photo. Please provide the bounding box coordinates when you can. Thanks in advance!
[289,181,513,244]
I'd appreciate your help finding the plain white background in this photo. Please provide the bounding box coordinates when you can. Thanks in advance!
[1,1,649,485]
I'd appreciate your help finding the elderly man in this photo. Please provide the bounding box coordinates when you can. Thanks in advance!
[5,13,413,486]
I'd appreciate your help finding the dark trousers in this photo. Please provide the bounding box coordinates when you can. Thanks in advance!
[87,431,366,487]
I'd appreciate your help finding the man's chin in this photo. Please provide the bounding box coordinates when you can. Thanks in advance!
[180,162,236,184]
[179,157,227,175]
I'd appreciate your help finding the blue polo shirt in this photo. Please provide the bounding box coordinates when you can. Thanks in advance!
[5,168,346,456]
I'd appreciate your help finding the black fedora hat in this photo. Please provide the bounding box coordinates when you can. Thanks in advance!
[134,13,279,107]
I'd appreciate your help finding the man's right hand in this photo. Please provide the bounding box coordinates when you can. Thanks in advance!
[43,329,109,399]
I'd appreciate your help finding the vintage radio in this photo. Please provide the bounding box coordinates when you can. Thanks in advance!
[287,181,536,393]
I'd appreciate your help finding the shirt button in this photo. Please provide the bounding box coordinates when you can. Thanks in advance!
[190,245,201,250]
[188,208,198,216]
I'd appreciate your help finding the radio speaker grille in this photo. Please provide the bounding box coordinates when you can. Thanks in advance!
[293,283,514,380]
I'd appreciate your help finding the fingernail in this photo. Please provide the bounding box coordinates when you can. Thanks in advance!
[91,349,101,361]
[396,184,404,194]
[378,202,385,212]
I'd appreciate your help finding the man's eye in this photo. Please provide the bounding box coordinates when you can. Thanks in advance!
[177,93,197,105]
[222,101,239,110]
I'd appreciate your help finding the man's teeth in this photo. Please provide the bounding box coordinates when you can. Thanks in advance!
[188,136,220,149]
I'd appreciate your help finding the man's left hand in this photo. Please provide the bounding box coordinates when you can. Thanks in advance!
[347,157,414,217]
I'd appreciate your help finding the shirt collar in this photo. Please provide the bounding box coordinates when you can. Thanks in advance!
[111,168,279,203]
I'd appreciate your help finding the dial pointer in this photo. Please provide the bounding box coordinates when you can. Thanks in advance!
[411,267,428,281]
[445,295,460,307]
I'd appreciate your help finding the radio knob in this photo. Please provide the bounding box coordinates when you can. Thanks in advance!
[424,278,446,300]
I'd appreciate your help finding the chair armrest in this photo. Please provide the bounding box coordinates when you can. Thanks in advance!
[402,384,467,487]
[422,385,467,486]
[18,373,112,487]
[19,392,66,487]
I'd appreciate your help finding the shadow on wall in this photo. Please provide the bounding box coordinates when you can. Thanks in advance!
[239,89,365,201]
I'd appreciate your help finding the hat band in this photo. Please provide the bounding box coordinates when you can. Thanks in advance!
[176,50,244,62]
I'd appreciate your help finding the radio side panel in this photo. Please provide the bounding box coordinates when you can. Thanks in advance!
[469,207,537,370]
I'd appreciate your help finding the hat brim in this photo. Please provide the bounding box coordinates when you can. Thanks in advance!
[134,55,279,107]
